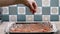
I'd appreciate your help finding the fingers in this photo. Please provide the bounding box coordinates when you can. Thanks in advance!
[29,3,34,11]
[32,2,37,14]
[24,3,35,14]
[30,3,36,14]
[24,1,37,14]
[30,2,37,14]
[33,2,37,10]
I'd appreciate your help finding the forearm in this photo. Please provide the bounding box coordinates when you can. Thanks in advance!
[0,0,21,7]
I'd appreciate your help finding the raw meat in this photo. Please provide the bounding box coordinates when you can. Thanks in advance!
[9,23,52,33]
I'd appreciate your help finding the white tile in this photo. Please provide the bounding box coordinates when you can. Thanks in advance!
[9,15,17,22]
[42,0,50,7]
[42,15,50,21]
[9,5,17,7]
[35,7,42,15]
[26,15,34,21]
[2,7,9,15]
[18,7,25,15]
[50,7,59,15]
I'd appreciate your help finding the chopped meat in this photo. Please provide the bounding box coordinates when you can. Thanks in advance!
[9,23,52,32]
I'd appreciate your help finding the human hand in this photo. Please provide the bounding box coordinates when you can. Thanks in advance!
[20,0,37,14]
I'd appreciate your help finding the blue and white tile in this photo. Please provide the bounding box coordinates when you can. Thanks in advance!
[17,15,26,21]
[50,15,59,21]
[9,7,17,15]
[0,8,3,12]
[9,15,17,22]
[1,0,60,22]
[18,7,26,15]
[42,0,50,7]
[9,5,17,7]
[50,0,59,7]
[2,7,9,15]
[2,15,9,21]
[59,0,60,6]
[59,7,60,15]
[26,15,34,21]
[26,7,33,15]
[42,15,50,21]
[50,7,59,15]
[34,15,42,21]
[17,4,26,7]
[35,0,42,7]
[42,7,50,15]
[59,15,60,21]
[35,7,42,15]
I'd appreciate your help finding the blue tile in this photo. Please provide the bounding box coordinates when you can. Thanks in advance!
[35,0,42,7]
[9,7,17,15]
[50,0,59,7]
[42,7,50,15]
[50,15,59,21]
[26,7,33,15]
[59,7,60,15]
[2,15,9,21]
[0,8,3,12]
[34,15,42,21]
[17,15,26,21]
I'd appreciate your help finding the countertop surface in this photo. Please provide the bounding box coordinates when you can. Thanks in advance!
[0,22,60,34]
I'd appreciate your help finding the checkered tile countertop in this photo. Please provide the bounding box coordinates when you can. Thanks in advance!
[0,0,60,22]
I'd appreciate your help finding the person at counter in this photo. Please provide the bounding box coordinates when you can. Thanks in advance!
[0,0,37,14]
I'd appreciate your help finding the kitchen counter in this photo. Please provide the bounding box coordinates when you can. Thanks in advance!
[0,22,60,34]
